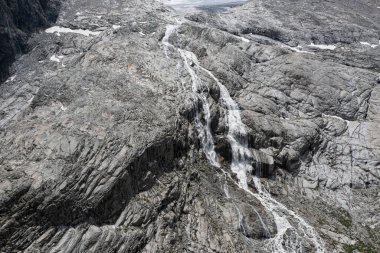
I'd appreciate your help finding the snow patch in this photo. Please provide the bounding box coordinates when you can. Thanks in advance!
[5,75,17,83]
[45,26,101,37]
[360,41,379,48]
[322,113,349,123]
[281,45,314,54]
[308,43,336,50]
[235,35,249,43]
[50,55,61,63]
[112,25,121,30]
[240,37,249,43]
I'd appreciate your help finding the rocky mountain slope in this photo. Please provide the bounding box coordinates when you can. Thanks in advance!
[0,0,61,81]
[0,0,379,252]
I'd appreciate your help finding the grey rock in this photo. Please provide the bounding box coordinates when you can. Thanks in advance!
[0,0,379,252]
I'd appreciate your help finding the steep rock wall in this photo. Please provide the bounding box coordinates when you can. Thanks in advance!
[0,0,60,81]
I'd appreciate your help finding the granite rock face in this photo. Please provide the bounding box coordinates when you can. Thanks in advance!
[0,0,379,252]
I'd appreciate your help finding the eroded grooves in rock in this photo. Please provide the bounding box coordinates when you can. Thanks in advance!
[198,59,326,252]
[162,23,326,252]
[1,0,379,252]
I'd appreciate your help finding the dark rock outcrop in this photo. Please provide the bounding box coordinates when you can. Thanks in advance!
[0,0,60,82]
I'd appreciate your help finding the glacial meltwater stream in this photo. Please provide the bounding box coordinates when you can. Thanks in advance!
[162,23,326,253]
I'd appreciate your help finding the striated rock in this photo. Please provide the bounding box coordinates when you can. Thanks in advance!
[0,0,379,252]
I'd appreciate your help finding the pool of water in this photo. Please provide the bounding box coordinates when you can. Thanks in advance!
[160,0,248,12]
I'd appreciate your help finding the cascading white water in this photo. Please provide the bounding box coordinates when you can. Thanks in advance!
[251,177,322,253]
[162,24,179,57]
[162,24,325,253]
[179,50,253,189]
[179,49,220,167]
[198,56,325,253]
[163,24,219,167]
[184,52,324,252]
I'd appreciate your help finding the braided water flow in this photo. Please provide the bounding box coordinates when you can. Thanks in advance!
[162,23,326,253]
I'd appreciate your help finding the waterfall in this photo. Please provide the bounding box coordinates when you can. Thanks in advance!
[162,24,179,57]
[162,24,325,253]
[185,51,325,252]
[179,49,253,189]
[163,24,219,167]
[179,49,220,167]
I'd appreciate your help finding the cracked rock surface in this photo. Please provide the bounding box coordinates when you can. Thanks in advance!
[0,0,379,252]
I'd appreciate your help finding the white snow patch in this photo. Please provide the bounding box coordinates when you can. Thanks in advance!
[61,105,67,111]
[45,26,101,37]
[308,43,336,50]
[322,113,345,121]
[50,55,61,63]
[112,25,121,30]
[240,37,249,43]
[360,41,379,48]
[281,45,314,54]
[322,113,350,125]
[235,35,249,42]
[5,75,17,83]
[139,32,146,36]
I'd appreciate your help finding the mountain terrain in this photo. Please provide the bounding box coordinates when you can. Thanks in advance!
[0,0,379,252]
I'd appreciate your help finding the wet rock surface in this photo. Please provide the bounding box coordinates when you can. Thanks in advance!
[0,0,379,252]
